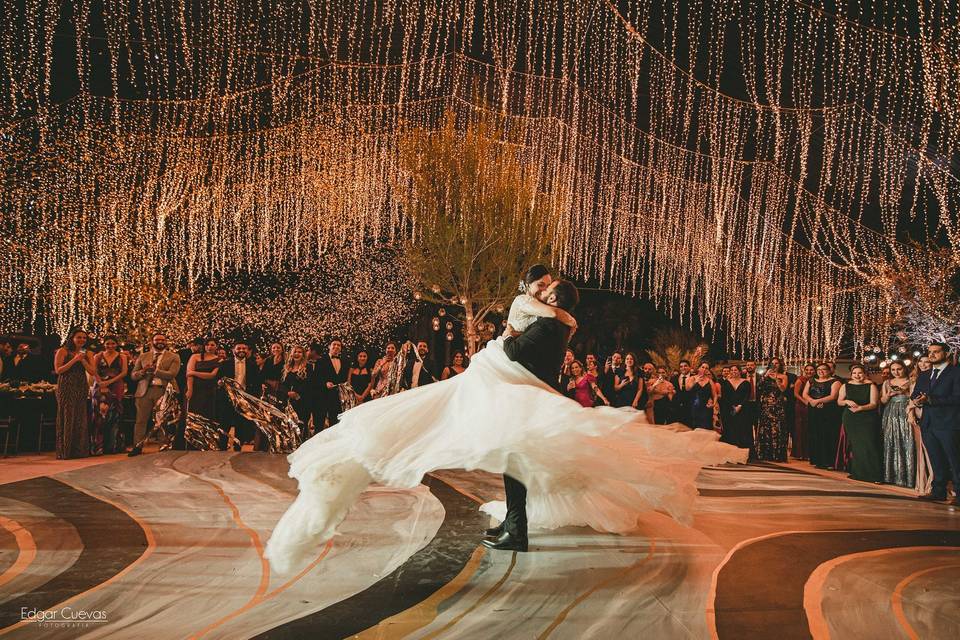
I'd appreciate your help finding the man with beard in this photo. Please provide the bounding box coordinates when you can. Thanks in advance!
[216,340,263,451]
[671,360,693,426]
[129,332,181,456]
[403,340,437,389]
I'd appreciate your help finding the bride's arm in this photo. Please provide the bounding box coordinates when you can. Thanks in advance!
[523,295,578,329]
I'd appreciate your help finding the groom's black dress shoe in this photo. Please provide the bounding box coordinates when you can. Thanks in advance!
[481,531,528,552]
[483,525,504,537]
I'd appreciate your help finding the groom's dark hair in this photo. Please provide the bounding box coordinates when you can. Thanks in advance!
[552,280,579,311]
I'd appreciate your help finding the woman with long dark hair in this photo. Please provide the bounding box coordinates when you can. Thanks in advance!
[186,338,221,420]
[756,358,789,461]
[613,353,640,408]
[348,351,373,404]
[442,352,468,380]
[53,328,96,459]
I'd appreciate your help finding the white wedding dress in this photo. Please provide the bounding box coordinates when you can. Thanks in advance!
[264,295,748,573]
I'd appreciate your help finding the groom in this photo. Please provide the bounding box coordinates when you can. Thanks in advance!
[482,279,581,552]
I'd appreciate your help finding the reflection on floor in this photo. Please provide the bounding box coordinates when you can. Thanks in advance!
[1,452,958,639]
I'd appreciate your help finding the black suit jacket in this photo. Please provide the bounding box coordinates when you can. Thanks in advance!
[912,365,960,431]
[217,357,262,395]
[403,355,437,388]
[315,355,349,393]
[9,354,42,382]
[503,317,569,391]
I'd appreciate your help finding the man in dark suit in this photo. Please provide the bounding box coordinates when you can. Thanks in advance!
[911,342,960,505]
[216,340,263,451]
[403,340,438,389]
[9,343,42,382]
[314,339,349,429]
[481,279,579,553]
[671,360,693,426]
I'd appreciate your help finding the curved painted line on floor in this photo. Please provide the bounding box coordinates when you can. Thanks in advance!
[803,546,960,639]
[707,529,960,640]
[891,562,960,640]
[699,488,920,501]
[253,474,488,639]
[0,515,37,589]
[418,549,516,640]
[168,454,273,640]
[0,476,152,635]
[537,538,657,640]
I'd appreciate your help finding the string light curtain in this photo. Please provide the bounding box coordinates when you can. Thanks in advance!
[1,0,956,359]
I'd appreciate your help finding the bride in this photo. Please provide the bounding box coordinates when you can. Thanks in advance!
[264,265,748,573]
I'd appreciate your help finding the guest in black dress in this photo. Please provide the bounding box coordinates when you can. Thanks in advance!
[613,353,641,408]
[720,365,753,451]
[262,342,285,396]
[686,362,717,430]
[802,363,843,469]
[442,352,468,380]
[280,346,311,422]
[186,338,221,420]
[348,351,373,404]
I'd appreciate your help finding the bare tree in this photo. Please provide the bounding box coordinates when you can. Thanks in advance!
[397,109,567,354]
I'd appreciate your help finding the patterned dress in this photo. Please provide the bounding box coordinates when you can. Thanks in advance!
[756,376,787,461]
[56,354,90,459]
[882,381,915,488]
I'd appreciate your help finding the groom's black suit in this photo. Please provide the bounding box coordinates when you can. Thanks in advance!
[501,316,570,539]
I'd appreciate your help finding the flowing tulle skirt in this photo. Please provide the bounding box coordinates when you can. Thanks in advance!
[264,338,748,573]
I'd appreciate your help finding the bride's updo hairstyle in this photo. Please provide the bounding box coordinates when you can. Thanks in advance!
[524,264,550,286]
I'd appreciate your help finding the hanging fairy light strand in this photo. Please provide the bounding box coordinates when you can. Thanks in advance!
[1,0,956,362]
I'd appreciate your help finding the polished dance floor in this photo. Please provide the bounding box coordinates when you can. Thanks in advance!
[1,451,958,639]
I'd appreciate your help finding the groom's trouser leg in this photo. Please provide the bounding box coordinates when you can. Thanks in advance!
[502,474,528,537]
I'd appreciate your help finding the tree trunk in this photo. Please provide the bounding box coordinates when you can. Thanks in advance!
[463,300,479,356]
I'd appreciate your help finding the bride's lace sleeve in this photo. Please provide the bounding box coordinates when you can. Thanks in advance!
[508,294,553,333]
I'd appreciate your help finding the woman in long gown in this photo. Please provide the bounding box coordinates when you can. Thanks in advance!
[185,338,221,420]
[685,363,716,430]
[756,363,789,462]
[347,351,373,404]
[720,366,752,451]
[803,364,842,469]
[53,328,96,459]
[264,268,748,574]
[881,361,915,488]
[908,356,934,494]
[613,354,641,408]
[839,364,883,482]
[792,364,815,459]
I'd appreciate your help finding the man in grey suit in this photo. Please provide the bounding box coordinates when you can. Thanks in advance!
[129,332,181,456]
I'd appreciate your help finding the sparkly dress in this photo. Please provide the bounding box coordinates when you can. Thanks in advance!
[756,376,787,461]
[56,353,90,459]
[842,383,882,482]
[882,381,915,488]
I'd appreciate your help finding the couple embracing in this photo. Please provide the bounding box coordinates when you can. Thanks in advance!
[265,265,746,573]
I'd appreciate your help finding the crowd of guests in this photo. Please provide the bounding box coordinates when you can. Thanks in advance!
[35,329,466,459]
[557,343,960,503]
[7,331,959,505]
